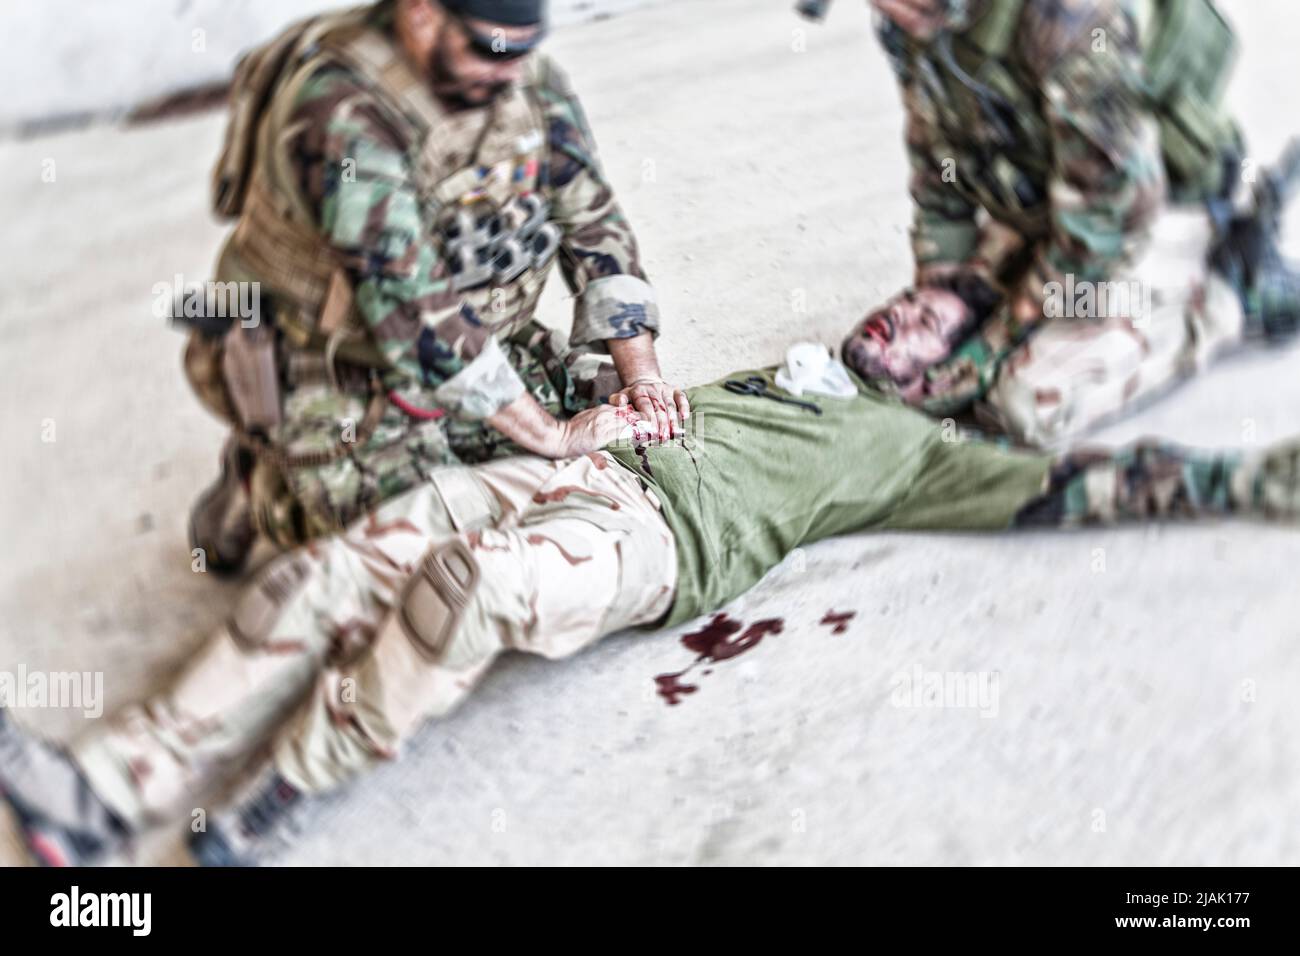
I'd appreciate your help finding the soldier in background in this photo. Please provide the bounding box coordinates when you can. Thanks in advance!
[185,0,688,572]
[815,0,1300,445]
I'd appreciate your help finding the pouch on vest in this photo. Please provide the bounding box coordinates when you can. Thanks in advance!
[222,321,284,434]
[183,331,240,425]
[1142,0,1239,193]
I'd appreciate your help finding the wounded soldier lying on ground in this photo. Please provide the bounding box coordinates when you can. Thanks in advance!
[3,363,1298,866]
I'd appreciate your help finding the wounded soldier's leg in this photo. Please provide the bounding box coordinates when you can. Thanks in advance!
[0,460,549,866]
[3,543,366,865]
[72,466,512,831]
[269,453,677,795]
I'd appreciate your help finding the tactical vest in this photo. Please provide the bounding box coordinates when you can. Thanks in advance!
[188,5,561,465]
[887,0,1240,234]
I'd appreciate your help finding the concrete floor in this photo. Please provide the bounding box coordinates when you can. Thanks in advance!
[2,0,1298,865]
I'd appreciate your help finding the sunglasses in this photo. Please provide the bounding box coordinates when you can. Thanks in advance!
[451,12,547,62]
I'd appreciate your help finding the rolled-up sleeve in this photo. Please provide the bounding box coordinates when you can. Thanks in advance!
[431,336,526,420]
[571,274,660,347]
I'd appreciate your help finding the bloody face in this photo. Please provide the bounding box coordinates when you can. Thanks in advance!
[843,287,971,388]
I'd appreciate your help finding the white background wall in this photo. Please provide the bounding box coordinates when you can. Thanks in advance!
[0,0,659,132]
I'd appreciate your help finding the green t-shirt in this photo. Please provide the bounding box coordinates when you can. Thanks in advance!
[606,368,1052,628]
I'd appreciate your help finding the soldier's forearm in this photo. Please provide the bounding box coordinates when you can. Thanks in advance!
[606,332,663,387]
[486,391,566,459]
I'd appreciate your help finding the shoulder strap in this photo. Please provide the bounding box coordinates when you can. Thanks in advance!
[212,4,375,219]
[524,52,550,92]
[325,27,448,135]
[248,11,454,224]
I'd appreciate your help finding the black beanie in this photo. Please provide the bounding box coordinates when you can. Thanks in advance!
[440,0,546,25]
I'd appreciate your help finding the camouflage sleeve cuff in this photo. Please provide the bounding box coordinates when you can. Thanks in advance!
[911,217,982,270]
[432,337,526,421]
[571,275,661,349]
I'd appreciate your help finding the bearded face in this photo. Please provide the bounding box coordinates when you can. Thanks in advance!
[425,20,517,110]
[843,287,972,388]
[395,1,540,112]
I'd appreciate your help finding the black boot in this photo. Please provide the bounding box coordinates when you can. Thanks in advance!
[189,766,321,867]
[1210,139,1300,341]
[189,436,257,576]
[0,708,129,866]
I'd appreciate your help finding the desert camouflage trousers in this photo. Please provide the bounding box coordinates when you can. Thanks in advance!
[985,207,1246,448]
[251,320,621,549]
[76,452,677,828]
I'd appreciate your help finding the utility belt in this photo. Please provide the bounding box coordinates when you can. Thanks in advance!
[179,284,566,475]
[179,299,391,473]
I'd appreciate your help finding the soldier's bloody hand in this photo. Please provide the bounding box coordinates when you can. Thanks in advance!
[610,379,690,442]
[554,404,642,458]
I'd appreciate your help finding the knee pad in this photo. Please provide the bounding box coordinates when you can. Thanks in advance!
[398,538,481,664]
